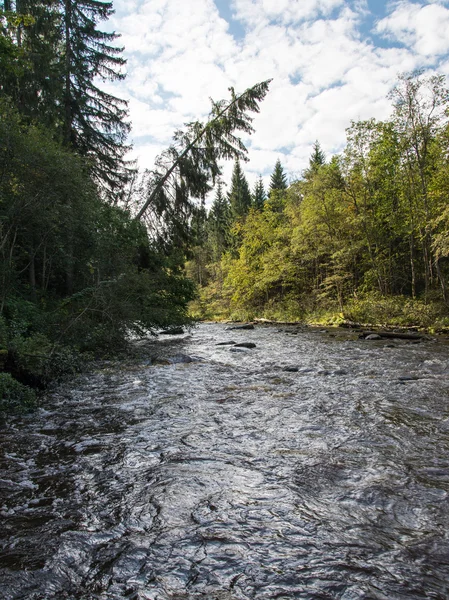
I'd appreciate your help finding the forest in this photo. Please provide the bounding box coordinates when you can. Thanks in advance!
[0,0,269,410]
[1,0,449,411]
[188,74,449,330]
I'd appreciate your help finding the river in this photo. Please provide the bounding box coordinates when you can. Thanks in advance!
[1,323,449,599]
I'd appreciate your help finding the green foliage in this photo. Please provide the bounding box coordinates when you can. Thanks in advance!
[207,182,231,262]
[228,159,252,220]
[0,316,7,348]
[0,100,198,408]
[0,373,36,413]
[193,71,449,328]
[10,333,70,384]
[136,80,271,246]
[270,159,288,192]
[0,0,132,195]
[252,176,266,210]
[61,0,134,194]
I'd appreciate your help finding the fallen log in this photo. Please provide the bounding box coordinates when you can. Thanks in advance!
[362,330,426,340]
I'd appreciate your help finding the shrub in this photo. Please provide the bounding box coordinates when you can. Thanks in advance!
[9,333,84,386]
[0,373,36,413]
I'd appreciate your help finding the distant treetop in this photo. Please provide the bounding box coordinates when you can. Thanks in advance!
[270,159,288,192]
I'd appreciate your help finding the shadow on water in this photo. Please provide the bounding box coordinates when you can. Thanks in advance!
[1,324,449,599]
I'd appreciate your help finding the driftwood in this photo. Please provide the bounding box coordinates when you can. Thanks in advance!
[362,330,426,340]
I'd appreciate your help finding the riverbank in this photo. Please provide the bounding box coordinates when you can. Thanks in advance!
[190,292,449,334]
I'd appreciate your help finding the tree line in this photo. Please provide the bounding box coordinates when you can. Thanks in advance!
[189,71,449,328]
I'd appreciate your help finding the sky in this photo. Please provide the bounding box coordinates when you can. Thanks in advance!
[107,0,449,194]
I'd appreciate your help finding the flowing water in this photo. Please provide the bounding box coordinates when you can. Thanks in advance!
[1,323,449,600]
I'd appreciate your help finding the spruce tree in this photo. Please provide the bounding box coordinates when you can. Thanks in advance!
[228,159,252,220]
[208,182,231,260]
[0,1,60,121]
[252,176,266,210]
[310,140,326,168]
[136,79,271,246]
[0,0,132,196]
[270,159,288,192]
[60,0,133,195]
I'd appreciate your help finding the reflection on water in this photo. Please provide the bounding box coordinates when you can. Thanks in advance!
[1,324,449,599]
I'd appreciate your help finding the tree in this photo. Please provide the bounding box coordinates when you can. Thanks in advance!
[303,140,326,179]
[228,159,252,220]
[0,0,133,196]
[389,70,449,299]
[136,79,271,247]
[208,182,231,261]
[60,0,133,195]
[269,158,288,192]
[252,176,266,210]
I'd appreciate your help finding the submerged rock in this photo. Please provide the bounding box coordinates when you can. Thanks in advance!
[234,342,256,349]
[160,327,185,335]
[365,334,382,340]
[283,366,299,372]
[216,341,236,346]
[226,324,255,331]
[151,354,201,365]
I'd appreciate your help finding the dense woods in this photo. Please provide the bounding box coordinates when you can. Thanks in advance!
[189,72,449,328]
[0,0,269,410]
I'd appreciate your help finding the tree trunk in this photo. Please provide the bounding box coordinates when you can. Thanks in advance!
[409,234,416,298]
[435,257,448,305]
[29,245,36,300]
[63,0,73,146]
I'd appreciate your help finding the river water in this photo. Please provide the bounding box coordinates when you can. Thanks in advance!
[1,323,449,600]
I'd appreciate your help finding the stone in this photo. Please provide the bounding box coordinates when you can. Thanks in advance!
[216,341,236,345]
[282,366,299,372]
[160,327,184,335]
[234,342,256,349]
[226,324,255,331]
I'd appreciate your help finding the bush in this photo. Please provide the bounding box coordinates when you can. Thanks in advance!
[344,293,444,327]
[0,373,36,413]
[9,333,84,386]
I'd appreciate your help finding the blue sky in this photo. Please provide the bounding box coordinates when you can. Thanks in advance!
[107,0,449,192]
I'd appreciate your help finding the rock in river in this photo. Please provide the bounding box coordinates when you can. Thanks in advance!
[160,327,185,335]
[226,324,255,331]
[234,342,256,349]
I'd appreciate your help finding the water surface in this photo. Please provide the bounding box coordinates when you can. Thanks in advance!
[1,324,449,599]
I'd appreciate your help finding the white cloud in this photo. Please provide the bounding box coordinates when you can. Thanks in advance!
[376,1,449,56]
[231,0,346,26]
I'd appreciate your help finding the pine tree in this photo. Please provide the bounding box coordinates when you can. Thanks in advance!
[19,1,61,124]
[252,176,266,210]
[136,79,271,247]
[208,182,231,260]
[0,0,132,196]
[310,140,326,168]
[0,1,60,120]
[60,0,133,195]
[270,159,288,192]
[228,159,252,220]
